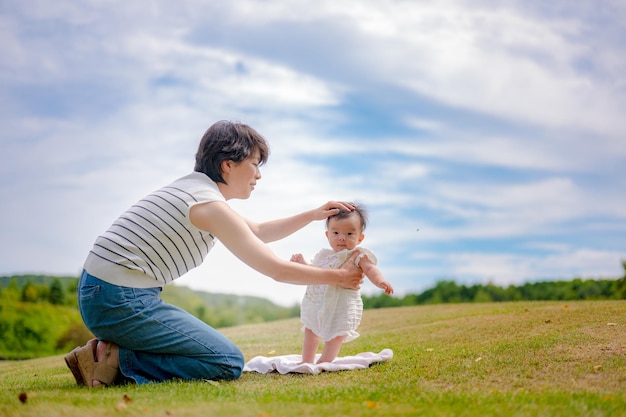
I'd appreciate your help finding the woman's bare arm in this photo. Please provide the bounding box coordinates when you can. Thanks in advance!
[190,201,363,288]
[245,201,355,243]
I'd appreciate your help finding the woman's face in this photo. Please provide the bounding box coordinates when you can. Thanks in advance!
[219,149,262,200]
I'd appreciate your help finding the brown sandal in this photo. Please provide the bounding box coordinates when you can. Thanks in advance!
[64,339,97,386]
[65,340,120,387]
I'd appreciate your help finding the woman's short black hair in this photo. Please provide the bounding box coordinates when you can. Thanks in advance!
[194,120,269,183]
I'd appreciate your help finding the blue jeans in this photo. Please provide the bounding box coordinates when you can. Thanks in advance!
[78,270,244,385]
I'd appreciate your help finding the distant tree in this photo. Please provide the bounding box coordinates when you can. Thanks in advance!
[63,278,79,307]
[433,280,464,303]
[0,279,21,301]
[21,282,38,303]
[362,293,402,309]
[13,317,44,350]
[0,314,8,347]
[48,279,65,305]
[615,260,626,299]
[473,288,493,303]
[504,285,523,301]
[400,293,420,306]
[20,282,51,303]
[195,306,206,322]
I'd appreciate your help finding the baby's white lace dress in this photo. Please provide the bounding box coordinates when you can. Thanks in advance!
[300,248,377,343]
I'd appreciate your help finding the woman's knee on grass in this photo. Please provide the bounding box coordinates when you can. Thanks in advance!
[218,357,244,380]
[205,348,245,381]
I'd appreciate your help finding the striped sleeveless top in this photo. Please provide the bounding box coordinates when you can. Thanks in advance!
[83,172,224,288]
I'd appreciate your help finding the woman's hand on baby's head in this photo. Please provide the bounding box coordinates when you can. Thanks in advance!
[313,201,355,220]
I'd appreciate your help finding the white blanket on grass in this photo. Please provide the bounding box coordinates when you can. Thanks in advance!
[243,348,393,374]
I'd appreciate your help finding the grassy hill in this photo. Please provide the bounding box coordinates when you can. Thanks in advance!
[0,275,298,328]
[1,300,624,416]
[0,275,298,359]
[161,284,299,327]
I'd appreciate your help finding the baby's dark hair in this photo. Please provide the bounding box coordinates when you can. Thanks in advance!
[326,202,368,231]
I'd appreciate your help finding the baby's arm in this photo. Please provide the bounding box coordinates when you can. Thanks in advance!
[290,253,309,265]
[358,255,394,295]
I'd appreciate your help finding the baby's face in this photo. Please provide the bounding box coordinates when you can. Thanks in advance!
[325,215,364,252]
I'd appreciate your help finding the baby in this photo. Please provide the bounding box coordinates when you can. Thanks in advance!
[291,203,393,363]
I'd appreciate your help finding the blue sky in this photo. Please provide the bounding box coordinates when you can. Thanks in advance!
[1,1,625,306]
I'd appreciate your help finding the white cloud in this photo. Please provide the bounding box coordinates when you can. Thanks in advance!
[381,2,625,137]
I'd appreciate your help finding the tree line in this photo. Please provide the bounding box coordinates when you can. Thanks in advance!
[1,265,625,359]
[363,262,626,309]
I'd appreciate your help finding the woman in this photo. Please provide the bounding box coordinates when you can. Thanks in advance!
[64,120,364,387]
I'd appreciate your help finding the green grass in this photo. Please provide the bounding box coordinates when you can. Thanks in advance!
[1,300,625,416]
